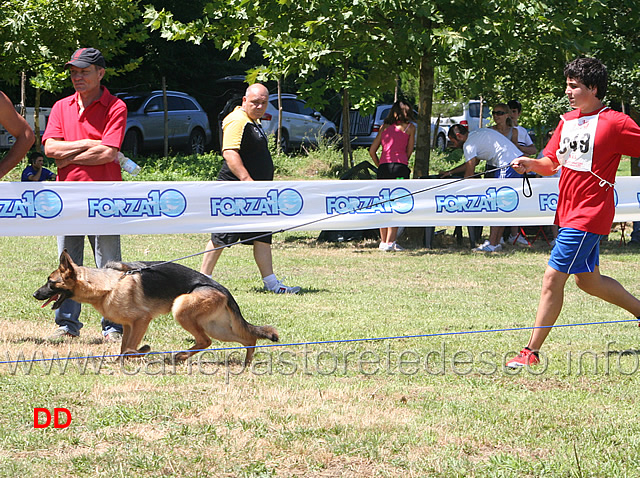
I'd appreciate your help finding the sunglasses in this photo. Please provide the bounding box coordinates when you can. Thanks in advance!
[492,111,507,116]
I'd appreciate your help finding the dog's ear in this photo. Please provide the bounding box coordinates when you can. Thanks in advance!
[59,249,77,281]
[59,249,75,268]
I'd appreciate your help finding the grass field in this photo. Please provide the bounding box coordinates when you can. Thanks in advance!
[1,227,640,477]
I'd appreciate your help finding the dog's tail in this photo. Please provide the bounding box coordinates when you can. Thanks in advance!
[225,290,279,342]
[248,324,279,342]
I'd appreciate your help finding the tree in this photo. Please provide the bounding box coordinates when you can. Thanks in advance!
[145,0,398,168]
[144,0,640,175]
[0,0,145,147]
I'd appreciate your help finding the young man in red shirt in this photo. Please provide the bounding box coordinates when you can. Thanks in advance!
[508,57,640,367]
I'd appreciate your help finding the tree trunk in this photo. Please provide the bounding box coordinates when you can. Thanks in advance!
[277,77,283,153]
[414,51,434,178]
[341,88,352,170]
[162,77,168,158]
[34,88,42,152]
[19,72,26,117]
[341,59,352,170]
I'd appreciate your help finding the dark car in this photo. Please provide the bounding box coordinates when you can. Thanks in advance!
[117,91,212,156]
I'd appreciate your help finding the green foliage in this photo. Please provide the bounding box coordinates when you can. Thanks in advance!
[126,152,223,181]
[0,0,146,92]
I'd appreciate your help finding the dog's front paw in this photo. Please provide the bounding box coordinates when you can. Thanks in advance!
[171,352,190,363]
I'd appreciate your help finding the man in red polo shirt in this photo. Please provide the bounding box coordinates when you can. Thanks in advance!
[43,47,126,342]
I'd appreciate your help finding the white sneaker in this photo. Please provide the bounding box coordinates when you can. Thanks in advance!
[500,237,505,245]
[267,280,301,294]
[473,243,502,252]
[509,234,529,246]
[379,242,393,251]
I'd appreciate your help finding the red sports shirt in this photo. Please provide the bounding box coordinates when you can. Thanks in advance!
[543,107,640,235]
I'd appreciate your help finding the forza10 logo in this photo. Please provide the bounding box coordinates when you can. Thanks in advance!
[0,190,63,219]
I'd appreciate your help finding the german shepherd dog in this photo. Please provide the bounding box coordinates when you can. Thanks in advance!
[34,250,279,364]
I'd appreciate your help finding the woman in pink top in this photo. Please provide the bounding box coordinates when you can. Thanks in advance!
[369,101,415,251]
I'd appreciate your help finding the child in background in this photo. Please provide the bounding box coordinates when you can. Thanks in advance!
[21,151,56,181]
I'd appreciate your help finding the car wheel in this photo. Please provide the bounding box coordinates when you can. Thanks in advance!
[187,128,206,155]
[279,129,290,154]
[122,129,141,157]
[436,133,447,152]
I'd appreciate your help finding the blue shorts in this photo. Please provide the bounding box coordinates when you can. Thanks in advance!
[548,228,604,274]
[499,166,523,179]
[485,166,522,179]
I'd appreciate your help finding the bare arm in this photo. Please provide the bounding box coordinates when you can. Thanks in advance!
[517,143,537,156]
[45,138,118,169]
[406,124,415,159]
[0,92,35,179]
[511,156,559,176]
[514,127,537,155]
[463,157,480,177]
[222,149,253,181]
[368,126,386,167]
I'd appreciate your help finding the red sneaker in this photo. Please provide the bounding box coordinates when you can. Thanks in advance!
[506,348,540,368]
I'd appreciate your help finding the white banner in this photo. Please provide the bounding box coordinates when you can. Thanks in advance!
[1,177,639,237]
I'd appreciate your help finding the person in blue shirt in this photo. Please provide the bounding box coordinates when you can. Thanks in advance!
[21,151,56,181]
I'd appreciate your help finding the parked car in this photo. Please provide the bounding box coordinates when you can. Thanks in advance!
[116,91,212,156]
[215,92,337,153]
[435,100,491,132]
[0,106,51,149]
[342,104,448,151]
[261,94,337,152]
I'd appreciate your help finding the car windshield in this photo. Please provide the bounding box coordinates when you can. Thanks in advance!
[469,103,490,118]
[379,107,392,120]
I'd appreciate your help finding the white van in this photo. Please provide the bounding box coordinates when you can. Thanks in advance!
[0,106,51,149]
[434,100,491,132]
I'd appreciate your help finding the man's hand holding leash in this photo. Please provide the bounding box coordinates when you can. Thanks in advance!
[510,156,535,175]
[511,155,559,177]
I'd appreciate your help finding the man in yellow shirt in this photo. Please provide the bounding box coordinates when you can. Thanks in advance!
[200,84,300,294]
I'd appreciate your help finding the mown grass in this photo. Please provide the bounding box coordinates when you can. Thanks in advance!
[1,144,639,476]
[2,228,640,477]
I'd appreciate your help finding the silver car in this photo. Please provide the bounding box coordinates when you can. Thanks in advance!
[117,91,212,156]
[261,94,337,152]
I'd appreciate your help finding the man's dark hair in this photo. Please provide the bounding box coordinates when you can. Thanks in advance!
[564,57,607,100]
[507,100,522,112]
[28,151,44,166]
[448,123,468,139]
